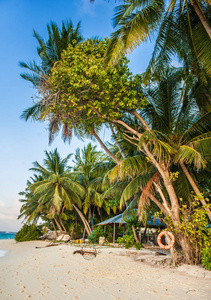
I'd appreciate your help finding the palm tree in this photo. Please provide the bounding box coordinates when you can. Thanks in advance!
[20,20,83,86]
[19,149,92,236]
[106,0,211,75]
[105,68,211,263]
[72,143,113,222]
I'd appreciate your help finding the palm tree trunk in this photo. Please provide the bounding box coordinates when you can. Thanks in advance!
[132,225,139,243]
[53,217,64,235]
[112,113,196,263]
[59,216,67,233]
[180,162,211,221]
[191,0,211,39]
[109,124,127,159]
[92,131,120,163]
[72,204,92,236]
[51,219,58,236]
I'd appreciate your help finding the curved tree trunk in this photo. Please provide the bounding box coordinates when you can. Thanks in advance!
[180,162,211,221]
[59,215,67,233]
[51,219,59,236]
[109,124,127,159]
[92,131,120,164]
[132,225,139,243]
[191,0,211,39]
[53,217,64,235]
[72,204,92,236]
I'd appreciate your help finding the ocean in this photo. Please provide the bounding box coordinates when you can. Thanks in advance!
[0,231,16,257]
[0,231,16,240]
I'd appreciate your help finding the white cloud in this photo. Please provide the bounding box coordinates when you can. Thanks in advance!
[76,0,96,16]
[0,201,22,232]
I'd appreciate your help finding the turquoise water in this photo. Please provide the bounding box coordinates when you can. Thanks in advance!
[0,231,16,258]
[0,231,16,240]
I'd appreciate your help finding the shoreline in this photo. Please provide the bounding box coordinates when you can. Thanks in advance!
[0,239,211,299]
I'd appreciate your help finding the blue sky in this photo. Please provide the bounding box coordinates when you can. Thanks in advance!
[0,0,155,231]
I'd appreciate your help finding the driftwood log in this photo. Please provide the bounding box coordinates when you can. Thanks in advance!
[73,249,97,256]
[35,242,63,249]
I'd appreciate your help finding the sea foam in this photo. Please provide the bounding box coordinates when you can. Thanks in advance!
[0,250,7,257]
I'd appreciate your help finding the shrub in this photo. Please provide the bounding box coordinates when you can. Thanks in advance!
[88,226,106,243]
[134,242,142,250]
[202,247,211,271]
[116,235,136,249]
[164,196,211,264]
[15,224,41,242]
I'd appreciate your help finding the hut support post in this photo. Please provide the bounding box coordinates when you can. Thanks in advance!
[113,223,116,244]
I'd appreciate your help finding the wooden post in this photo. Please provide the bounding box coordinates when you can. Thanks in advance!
[113,223,116,244]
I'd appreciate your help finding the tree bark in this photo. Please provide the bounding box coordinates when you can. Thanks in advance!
[92,131,120,164]
[180,162,211,221]
[53,217,64,235]
[132,110,151,131]
[191,0,211,39]
[59,215,67,233]
[72,204,92,236]
[51,219,58,236]
[109,124,127,159]
[153,182,171,214]
[149,194,168,216]
[132,225,139,243]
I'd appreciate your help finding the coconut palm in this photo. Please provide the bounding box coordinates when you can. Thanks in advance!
[106,0,211,76]
[105,67,211,263]
[72,143,114,222]
[19,149,93,235]
[20,20,83,86]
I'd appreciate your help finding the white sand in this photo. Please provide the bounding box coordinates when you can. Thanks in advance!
[0,239,211,300]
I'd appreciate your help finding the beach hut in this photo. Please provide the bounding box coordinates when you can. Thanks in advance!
[97,213,126,244]
[97,213,165,244]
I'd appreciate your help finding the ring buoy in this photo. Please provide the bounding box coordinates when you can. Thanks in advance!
[157,231,175,250]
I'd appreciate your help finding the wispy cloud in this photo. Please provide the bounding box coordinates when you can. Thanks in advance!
[0,201,22,231]
[76,0,96,16]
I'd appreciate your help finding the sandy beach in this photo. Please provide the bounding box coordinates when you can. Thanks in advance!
[0,240,211,300]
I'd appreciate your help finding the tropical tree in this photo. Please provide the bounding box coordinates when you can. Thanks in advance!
[72,143,115,222]
[105,0,211,73]
[40,51,211,262]
[20,20,83,86]
[18,149,92,236]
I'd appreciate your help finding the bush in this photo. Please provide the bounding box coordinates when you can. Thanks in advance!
[134,242,142,250]
[15,224,41,242]
[116,235,136,249]
[202,247,211,271]
[88,226,106,243]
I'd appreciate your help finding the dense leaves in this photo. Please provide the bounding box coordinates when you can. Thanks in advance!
[42,39,147,130]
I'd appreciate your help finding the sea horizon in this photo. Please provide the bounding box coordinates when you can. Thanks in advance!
[0,231,16,240]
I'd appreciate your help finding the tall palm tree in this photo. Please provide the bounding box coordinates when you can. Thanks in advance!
[106,0,211,75]
[72,143,112,222]
[105,68,211,263]
[20,20,83,86]
[19,149,92,235]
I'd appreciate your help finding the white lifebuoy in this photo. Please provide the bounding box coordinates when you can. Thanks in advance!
[157,231,175,250]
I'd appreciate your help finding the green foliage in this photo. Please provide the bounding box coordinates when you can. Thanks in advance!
[88,226,106,243]
[201,247,211,271]
[44,39,146,130]
[116,234,135,249]
[165,195,211,263]
[15,224,41,242]
[134,242,142,250]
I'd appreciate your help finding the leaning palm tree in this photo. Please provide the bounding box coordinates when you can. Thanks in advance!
[105,67,211,263]
[20,149,92,235]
